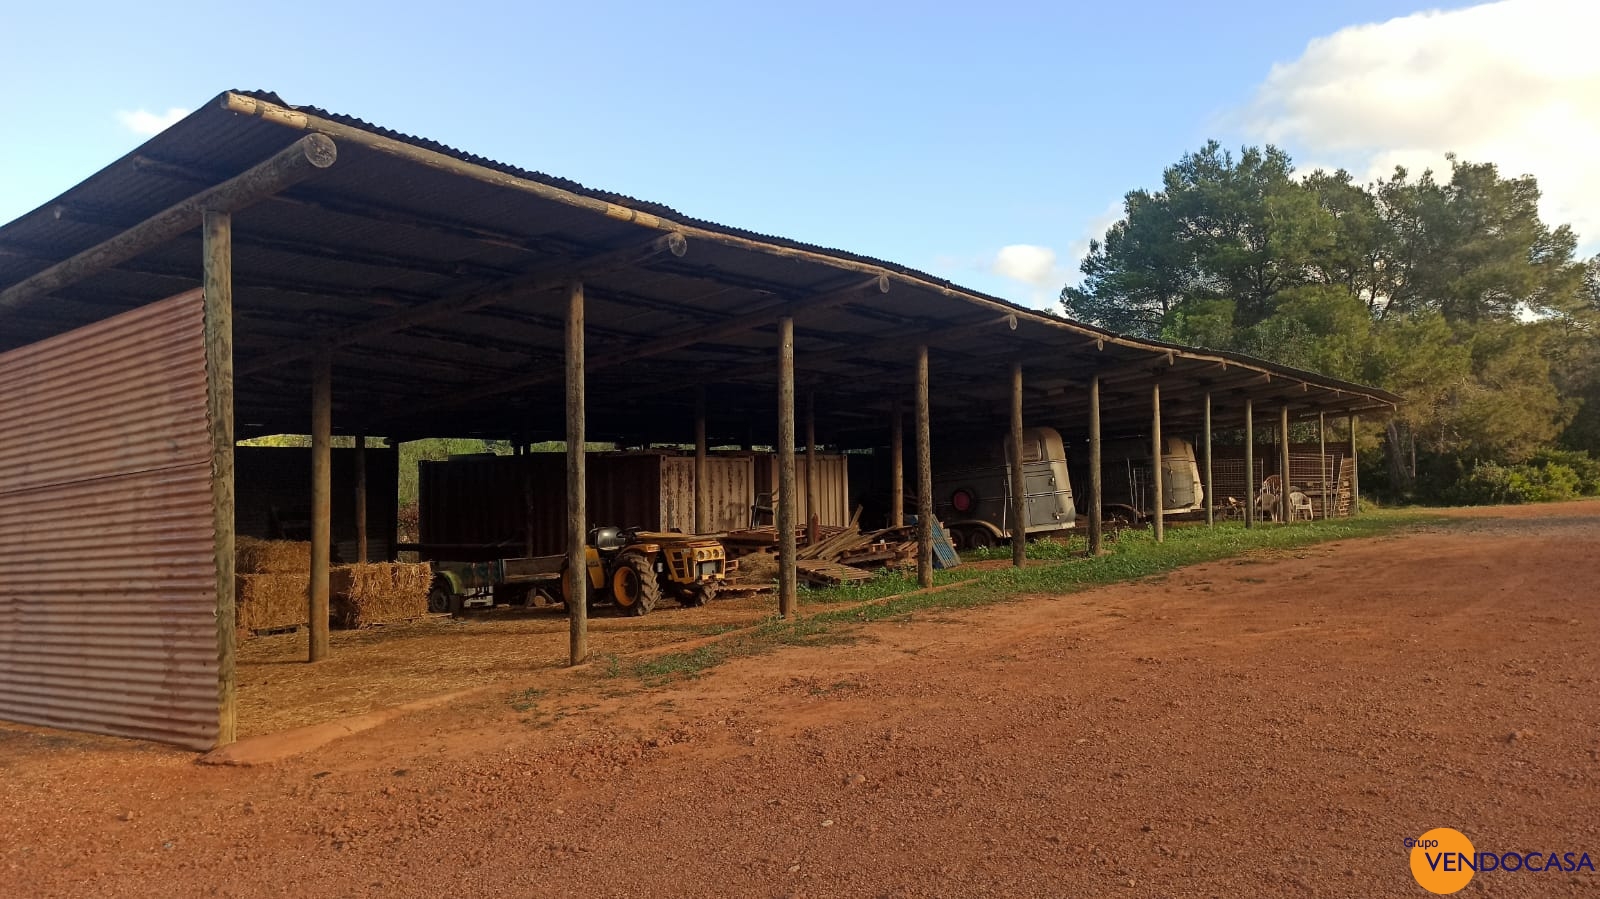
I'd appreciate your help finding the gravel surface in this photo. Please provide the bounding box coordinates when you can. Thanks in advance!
[2,501,1597,898]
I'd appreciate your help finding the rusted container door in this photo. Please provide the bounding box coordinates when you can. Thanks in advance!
[0,292,219,749]
[754,453,851,526]
[660,455,754,533]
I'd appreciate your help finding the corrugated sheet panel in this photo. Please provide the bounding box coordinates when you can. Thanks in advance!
[659,456,755,533]
[0,292,218,750]
[235,446,399,563]
[419,453,666,560]
[753,454,852,527]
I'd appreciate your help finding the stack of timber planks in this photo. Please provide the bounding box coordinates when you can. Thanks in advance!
[722,507,939,588]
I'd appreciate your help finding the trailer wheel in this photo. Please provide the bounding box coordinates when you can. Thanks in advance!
[678,583,717,607]
[427,580,452,615]
[610,552,660,617]
[965,528,996,549]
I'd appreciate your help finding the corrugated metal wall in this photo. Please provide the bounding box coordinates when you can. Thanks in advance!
[753,453,852,526]
[236,446,399,562]
[660,455,754,532]
[420,452,763,558]
[0,292,219,749]
[419,453,666,560]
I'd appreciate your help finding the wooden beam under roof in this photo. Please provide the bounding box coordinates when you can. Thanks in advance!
[236,231,687,376]
[382,274,893,421]
[0,134,337,316]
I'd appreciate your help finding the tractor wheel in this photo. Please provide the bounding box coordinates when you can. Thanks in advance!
[678,582,717,607]
[609,552,661,617]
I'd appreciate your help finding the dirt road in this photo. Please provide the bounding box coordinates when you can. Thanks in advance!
[3,503,1598,898]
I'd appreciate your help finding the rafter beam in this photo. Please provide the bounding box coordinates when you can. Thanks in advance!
[0,134,338,317]
[387,274,893,420]
[236,231,687,376]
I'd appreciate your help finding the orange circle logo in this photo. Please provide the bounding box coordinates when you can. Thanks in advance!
[1410,827,1476,894]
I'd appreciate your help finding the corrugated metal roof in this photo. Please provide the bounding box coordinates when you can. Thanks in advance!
[0,90,1398,444]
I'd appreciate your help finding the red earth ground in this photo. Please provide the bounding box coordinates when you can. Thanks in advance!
[2,501,1598,898]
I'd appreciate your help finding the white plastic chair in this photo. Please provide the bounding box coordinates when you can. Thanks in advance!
[1289,490,1314,521]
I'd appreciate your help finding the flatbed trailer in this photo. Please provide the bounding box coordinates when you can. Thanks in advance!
[429,554,565,612]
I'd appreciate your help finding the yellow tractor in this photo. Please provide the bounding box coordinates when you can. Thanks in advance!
[563,526,728,616]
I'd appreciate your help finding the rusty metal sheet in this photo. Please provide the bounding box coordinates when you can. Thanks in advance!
[419,453,667,560]
[659,455,754,533]
[752,453,851,527]
[0,291,218,750]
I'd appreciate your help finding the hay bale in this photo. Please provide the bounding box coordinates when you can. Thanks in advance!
[330,562,431,629]
[236,573,309,632]
[236,537,311,574]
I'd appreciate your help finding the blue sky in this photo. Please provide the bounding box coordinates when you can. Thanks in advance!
[2,1,1593,309]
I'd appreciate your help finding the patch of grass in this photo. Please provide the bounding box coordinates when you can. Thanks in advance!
[633,645,726,683]
[603,510,1440,688]
[964,533,1090,562]
[508,687,545,713]
[798,566,968,605]
[809,511,1441,626]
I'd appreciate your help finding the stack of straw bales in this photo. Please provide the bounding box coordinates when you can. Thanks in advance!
[330,562,431,629]
[235,537,310,633]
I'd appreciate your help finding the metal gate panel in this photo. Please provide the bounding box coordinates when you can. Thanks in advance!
[0,292,218,749]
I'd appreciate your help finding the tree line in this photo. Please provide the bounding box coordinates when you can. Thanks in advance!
[1062,142,1600,503]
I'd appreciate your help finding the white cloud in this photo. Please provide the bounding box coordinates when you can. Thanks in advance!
[1241,0,1600,248]
[991,244,1059,286]
[116,107,188,136]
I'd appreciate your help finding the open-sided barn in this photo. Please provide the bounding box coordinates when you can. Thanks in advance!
[0,91,1398,749]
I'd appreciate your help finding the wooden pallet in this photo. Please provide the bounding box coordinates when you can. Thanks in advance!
[796,559,873,587]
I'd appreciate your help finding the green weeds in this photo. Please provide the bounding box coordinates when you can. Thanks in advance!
[598,511,1439,687]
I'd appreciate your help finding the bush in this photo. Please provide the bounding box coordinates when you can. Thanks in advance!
[1509,463,1581,503]
[1446,462,1515,505]
[1528,449,1600,496]
[1445,460,1583,505]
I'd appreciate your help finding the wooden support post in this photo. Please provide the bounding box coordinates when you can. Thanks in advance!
[1349,414,1361,516]
[889,398,904,528]
[0,134,337,317]
[694,386,708,535]
[915,345,933,589]
[1088,374,1104,555]
[566,282,589,665]
[1009,362,1026,569]
[203,209,237,746]
[1244,399,1255,529]
[354,435,368,564]
[805,391,817,544]
[523,456,535,558]
[387,442,401,561]
[777,316,797,617]
[1151,382,1165,543]
[1280,405,1292,524]
[309,351,331,663]
[1319,412,1328,522]
[1203,391,1214,528]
